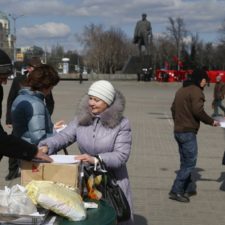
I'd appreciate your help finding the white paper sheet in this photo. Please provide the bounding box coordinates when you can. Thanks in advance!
[220,122,225,128]
[50,155,80,164]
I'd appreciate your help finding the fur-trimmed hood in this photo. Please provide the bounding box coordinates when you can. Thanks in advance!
[76,90,125,128]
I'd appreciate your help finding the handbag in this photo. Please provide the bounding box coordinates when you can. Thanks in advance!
[83,158,131,222]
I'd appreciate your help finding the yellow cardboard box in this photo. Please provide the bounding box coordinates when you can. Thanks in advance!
[21,160,79,188]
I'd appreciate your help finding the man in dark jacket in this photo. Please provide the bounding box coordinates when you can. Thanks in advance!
[169,69,220,203]
[212,75,225,117]
[5,56,55,180]
[0,49,52,163]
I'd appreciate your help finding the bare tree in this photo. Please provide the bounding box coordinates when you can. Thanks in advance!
[46,44,64,69]
[166,17,188,70]
[218,19,225,44]
[217,19,225,69]
[76,24,104,73]
[77,23,135,74]
[154,36,176,69]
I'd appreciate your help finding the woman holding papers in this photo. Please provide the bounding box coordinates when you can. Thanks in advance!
[39,80,134,225]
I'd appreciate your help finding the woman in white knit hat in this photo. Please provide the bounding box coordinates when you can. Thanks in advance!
[39,80,134,225]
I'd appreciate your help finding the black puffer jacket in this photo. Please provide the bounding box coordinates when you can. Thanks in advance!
[0,124,37,160]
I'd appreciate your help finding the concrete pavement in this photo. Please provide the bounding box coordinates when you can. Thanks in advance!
[1,79,225,225]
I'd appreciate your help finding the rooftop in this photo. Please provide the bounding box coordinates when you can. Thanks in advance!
[0,11,9,21]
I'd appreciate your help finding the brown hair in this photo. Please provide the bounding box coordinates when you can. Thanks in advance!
[27,56,42,68]
[25,64,60,91]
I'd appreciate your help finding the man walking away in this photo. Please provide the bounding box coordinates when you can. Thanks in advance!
[169,69,220,203]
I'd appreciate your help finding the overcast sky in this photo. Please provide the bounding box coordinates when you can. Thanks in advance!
[1,0,225,52]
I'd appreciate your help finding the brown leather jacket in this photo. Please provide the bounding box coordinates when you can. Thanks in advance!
[171,84,214,133]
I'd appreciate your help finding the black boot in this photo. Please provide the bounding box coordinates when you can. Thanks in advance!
[5,168,21,181]
[5,158,20,181]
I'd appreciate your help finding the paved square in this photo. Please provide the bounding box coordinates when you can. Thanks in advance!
[1,80,225,225]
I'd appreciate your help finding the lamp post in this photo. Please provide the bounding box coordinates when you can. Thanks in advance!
[8,13,24,65]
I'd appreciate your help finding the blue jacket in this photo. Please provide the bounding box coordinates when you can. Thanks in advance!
[0,86,37,161]
[11,88,53,145]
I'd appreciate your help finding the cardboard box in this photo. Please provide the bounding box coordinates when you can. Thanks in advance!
[21,160,79,188]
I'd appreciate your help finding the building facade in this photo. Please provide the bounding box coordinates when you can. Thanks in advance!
[0,11,13,58]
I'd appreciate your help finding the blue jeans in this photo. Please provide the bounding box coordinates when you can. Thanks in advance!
[171,132,198,194]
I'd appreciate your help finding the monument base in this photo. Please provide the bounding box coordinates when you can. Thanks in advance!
[122,55,152,74]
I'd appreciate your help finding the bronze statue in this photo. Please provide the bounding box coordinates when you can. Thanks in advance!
[133,13,153,56]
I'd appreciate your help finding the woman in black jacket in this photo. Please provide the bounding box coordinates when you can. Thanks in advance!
[0,49,52,163]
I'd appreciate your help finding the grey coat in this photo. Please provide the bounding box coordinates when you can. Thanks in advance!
[39,91,134,225]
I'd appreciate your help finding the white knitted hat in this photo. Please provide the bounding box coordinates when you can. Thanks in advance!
[88,80,116,105]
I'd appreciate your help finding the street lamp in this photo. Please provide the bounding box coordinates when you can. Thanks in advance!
[8,13,24,65]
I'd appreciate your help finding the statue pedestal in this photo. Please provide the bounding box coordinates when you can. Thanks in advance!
[122,55,152,74]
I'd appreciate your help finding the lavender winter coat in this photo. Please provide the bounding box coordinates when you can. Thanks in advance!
[39,90,134,225]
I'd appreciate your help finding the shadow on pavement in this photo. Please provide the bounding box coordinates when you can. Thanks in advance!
[173,167,218,189]
[174,167,205,180]
[148,112,164,115]
[217,171,225,191]
[134,214,148,225]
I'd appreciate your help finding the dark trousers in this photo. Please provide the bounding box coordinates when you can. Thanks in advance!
[171,132,197,194]
[213,99,225,116]
[79,73,83,84]
[8,157,20,172]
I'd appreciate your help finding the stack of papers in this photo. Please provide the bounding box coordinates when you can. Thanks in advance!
[49,155,80,164]
[220,122,225,128]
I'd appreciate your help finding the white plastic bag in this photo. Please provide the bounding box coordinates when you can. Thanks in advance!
[0,184,37,215]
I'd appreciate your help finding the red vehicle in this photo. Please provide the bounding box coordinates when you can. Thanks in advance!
[155,69,192,82]
[207,70,225,83]
[155,69,225,83]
